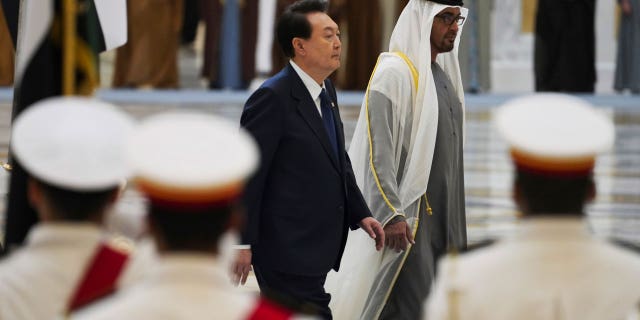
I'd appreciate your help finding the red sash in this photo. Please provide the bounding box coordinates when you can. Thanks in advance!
[246,297,294,320]
[66,241,130,312]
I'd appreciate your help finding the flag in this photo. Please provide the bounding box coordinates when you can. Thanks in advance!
[1,0,126,254]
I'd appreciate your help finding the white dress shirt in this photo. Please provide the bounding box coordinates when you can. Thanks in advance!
[290,60,326,117]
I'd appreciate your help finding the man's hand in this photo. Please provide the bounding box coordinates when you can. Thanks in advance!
[383,220,415,252]
[358,217,385,251]
[231,248,252,286]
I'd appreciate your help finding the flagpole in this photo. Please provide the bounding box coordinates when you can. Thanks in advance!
[62,0,75,95]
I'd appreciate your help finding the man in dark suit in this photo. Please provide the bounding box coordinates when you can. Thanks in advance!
[233,0,385,318]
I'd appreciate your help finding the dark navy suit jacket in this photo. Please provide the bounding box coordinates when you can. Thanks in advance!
[240,63,371,276]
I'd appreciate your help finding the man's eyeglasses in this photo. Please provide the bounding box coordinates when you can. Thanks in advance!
[435,13,466,27]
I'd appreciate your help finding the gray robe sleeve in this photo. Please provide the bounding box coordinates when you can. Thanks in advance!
[365,90,406,227]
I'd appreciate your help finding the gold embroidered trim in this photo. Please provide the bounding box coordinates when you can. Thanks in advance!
[364,52,419,216]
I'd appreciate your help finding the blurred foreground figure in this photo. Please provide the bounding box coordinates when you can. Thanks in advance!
[0,98,143,319]
[75,112,302,319]
[425,94,640,320]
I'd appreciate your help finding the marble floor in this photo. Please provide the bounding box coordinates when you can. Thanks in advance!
[0,91,638,247]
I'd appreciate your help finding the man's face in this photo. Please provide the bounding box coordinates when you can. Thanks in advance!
[299,12,342,74]
[430,7,461,55]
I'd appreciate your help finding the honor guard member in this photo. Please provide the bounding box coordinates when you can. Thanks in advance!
[425,94,640,320]
[0,97,140,319]
[75,112,304,319]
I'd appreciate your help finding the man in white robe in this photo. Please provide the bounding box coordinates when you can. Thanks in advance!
[326,1,468,319]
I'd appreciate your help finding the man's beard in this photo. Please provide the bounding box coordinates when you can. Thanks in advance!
[434,41,455,54]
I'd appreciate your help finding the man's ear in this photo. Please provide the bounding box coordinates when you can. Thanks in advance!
[292,38,305,56]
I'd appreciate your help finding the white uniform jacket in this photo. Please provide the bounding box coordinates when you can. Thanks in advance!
[0,223,145,320]
[425,218,640,320]
[73,254,257,319]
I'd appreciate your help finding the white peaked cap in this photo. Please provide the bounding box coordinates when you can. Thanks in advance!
[127,112,259,208]
[494,93,614,175]
[11,97,135,191]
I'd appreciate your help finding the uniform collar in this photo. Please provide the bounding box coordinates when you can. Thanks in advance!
[25,222,103,248]
[149,253,229,285]
[512,217,592,242]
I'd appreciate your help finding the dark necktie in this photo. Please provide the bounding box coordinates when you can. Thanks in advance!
[320,88,339,160]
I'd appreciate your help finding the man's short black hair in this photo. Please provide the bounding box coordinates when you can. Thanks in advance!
[36,179,117,221]
[276,0,328,58]
[515,169,593,215]
[148,204,234,252]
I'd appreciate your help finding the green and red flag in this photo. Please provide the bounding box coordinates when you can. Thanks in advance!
[2,0,126,254]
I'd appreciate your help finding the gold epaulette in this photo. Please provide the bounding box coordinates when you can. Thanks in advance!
[104,235,135,255]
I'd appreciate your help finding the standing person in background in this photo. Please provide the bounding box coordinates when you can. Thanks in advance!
[0,2,14,86]
[327,1,468,319]
[200,0,258,89]
[250,0,278,89]
[235,1,385,318]
[330,0,382,90]
[426,94,640,320]
[112,0,183,89]
[199,0,222,88]
[534,0,596,92]
[180,0,200,47]
[615,0,640,94]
